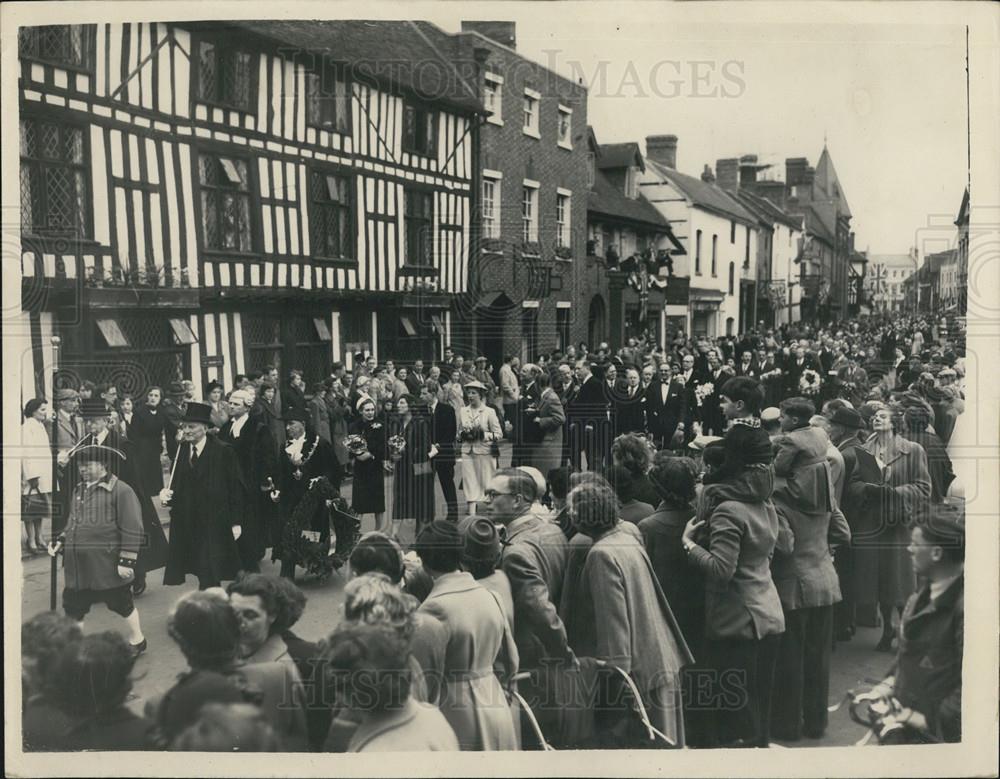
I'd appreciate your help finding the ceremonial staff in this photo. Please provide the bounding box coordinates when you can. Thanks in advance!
[48,335,61,610]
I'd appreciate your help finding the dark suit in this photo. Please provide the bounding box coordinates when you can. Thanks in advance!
[784,357,817,396]
[700,369,730,436]
[735,359,760,379]
[428,401,459,523]
[566,375,610,470]
[614,384,646,436]
[512,381,542,468]
[644,379,687,449]
[218,415,278,570]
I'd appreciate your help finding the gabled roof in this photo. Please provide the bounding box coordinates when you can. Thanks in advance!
[589,168,670,230]
[733,190,802,231]
[955,187,969,226]
[597,143,643,171]
[646,158,758,225]
[813,145,852,218]
[230,20,482,114]
[806,202,839,246]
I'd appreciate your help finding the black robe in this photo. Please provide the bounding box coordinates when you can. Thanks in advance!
[164,436,244,585]
[218,415,278,566]
[276,434,338,560]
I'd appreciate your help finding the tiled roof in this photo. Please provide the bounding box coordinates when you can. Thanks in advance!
[230,20,482,114]
[733,190,802,231]
[646,159,757,225]
[597,143,643,171]
[589,169,670,230]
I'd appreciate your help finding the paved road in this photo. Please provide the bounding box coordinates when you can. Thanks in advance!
[19,445,890,748]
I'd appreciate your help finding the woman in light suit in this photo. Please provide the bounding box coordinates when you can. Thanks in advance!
[457,381,503,516]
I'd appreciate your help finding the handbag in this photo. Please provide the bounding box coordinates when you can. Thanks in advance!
[21,484,49,521]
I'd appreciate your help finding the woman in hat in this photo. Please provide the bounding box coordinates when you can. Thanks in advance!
[21,398,51,556]
[457,381,503,516]
[50,443,148,656]
[460,518,513,630]
[414,521,518,751]
[308,382,332,444]
[254,381,286,464]
[389,394,435,541]
[205,381,229,430]
[565,479,693,749]
[348,397,388,533]
[131,386,166,493]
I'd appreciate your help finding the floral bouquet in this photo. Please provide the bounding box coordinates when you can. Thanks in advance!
[694,382,714,407]
[799,368,822,397]
[388,434,406,457]
[458,423,483,443]
[345,434,368,457]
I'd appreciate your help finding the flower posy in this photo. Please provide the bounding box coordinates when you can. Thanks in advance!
[694,382,714,407]
[388,434,406,456]
[345,434,368,456]
[799,369,822,396]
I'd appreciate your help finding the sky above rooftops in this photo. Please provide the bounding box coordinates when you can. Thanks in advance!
[419,4,968,258]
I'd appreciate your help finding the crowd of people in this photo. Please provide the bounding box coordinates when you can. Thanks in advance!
[20,314,967,751]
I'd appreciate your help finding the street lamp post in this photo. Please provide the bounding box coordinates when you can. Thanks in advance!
[49,335,61,611]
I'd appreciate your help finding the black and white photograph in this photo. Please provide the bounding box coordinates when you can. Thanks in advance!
[3,1,997,776]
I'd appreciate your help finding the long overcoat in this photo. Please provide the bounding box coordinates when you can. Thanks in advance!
[418,571,519,751]
[164,436,244,585]
[218,416,277,563]
[852,435,931,607]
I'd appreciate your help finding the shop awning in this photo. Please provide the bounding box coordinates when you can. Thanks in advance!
[430,314,445,334]
[400,315,418,336]
[169,317,198,345]
[313,317,331,341]
[96,318,130,348]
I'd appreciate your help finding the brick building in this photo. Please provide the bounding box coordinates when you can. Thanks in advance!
[420,21,606,367]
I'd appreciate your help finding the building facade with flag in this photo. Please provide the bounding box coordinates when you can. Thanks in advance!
[585,131,686,347]
[16,20,481,403]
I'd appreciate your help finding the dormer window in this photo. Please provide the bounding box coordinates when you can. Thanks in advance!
[625,166,639,199]
[484,71,503,126]
[195,38,256,111]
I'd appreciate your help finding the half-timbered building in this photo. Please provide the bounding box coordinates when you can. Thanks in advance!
[16,20,481,402]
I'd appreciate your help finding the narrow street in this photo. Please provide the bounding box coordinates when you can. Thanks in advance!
[19,442,893,749]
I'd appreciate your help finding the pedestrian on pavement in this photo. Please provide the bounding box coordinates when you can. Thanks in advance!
[421,381,459,523]
[218,389,276,573]
[171,702,284,752]
[21,398,52,556]
[389,394,435,540]
[856,405,932,652]
[160,402,245,590]
[414,520,519,751]
[457,381,503,516]
[41,632,154,750]
[51,444,147,657]
[528,371,565,478]
[131,386,166,494]
[206,381,229,430]
[152,589,309,750]
[348,397,388,533]
[564,479,694,748]
[320,622,459,752]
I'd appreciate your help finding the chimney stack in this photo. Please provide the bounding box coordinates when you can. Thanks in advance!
[739,154,761,189]
[785,157,809,186]
[461,21,516,50]
[715,158,739,191]
[700,164,715,184]
[645,134,678,169]
[756,180,785,209]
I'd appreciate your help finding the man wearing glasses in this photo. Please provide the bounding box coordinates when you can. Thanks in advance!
[484,468,577,747]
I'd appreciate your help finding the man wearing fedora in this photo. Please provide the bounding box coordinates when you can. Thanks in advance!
[160,402,244,590]
[76,399,169,597]
[49,444,147,656]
